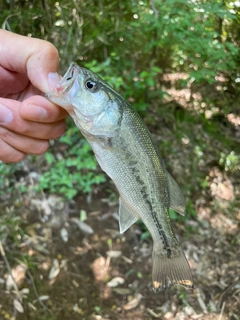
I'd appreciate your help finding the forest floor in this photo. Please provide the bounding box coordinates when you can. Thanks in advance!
[0,74,239,320]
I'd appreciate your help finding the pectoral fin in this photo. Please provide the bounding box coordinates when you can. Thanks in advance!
[167,173,186,216]
[119,197,139,234]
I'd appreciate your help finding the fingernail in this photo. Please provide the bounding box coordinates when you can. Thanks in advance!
[0,104,13,124]
[25,105,48,120]
[48,72,61,90]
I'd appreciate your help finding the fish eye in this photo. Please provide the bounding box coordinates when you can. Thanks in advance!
[85,79,99,92]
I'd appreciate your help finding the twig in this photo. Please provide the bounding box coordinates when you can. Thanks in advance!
[27,268,51,313]
[0,241,22,302]
[1,13,19,31]
[15,258,51,313]
[150,0,159,19]
[196,288,208,314]
[218,301,225,320]
[217,276,239,310]
[147,308,161,318]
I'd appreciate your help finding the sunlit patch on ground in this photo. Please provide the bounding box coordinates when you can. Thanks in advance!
[209,168,234,202]
[227,113,240,128]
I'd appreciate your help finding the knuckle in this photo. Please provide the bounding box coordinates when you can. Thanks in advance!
[33,140,49,155]
[0,126,9,139]
[13,152,26,163]
[0,138,25,163]
[37,41,59,62]
[52,121,66,138]
[16,126,30,137]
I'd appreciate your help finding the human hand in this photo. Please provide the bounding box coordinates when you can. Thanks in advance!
[0,30,68,163]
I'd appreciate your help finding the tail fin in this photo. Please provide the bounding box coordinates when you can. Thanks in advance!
[152,246,193,293]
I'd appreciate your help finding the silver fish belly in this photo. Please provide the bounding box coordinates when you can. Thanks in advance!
[46,63,193,292]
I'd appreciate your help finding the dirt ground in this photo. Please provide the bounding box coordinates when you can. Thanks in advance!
[0,181,239,320]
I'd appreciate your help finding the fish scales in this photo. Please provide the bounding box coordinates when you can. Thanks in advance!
[46,63,193,292]
[94,108,174,244]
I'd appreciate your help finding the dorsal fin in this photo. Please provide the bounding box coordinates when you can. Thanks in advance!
[167,173,186,216]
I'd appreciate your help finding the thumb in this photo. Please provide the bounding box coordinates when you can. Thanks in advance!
[27,43,61,92]
[0,30,61,93]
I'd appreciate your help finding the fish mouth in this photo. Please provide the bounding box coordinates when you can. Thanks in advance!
[45,63,80,110]
[46,62,79,96]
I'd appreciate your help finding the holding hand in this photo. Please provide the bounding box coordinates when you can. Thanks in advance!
[0,30,67,163]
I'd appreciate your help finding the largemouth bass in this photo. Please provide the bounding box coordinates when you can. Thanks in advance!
[46,63,193,292]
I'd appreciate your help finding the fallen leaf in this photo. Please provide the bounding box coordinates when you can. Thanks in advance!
[39,295,50,301]
[21,288,30,295]
[80,209,87,222]
[6,264,27,290]
[123,293,142,310]
[164,312,174,319]
[71,218,94,234]
[48,259,60,280]
[112,288,132,295]
[60,228,69,242]
[121,256,133,264]
[106,250,122,258]
[107,277,125,287]
[14,299,24,313]
[91,257,109,281]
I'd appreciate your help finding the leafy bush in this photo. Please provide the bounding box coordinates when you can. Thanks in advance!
[37,125,106,199]
[0,162,19,195]
[0,0,239,210]
[2,0,239,95]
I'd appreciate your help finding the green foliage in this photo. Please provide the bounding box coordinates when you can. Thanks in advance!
[169,209,178,220]
[219,151,240,172]
[0,162,19,195]
[94,306,101,314]
[0,210,23,244]
[0,162,26,249]
[0,0,239,219]
[2,0,239,103]
[37,126,106,199]
[140,230,151,241]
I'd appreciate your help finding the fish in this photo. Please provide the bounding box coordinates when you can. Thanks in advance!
[45,62,193,292]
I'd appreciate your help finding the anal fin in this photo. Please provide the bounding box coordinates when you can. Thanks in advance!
[119,197,139,234]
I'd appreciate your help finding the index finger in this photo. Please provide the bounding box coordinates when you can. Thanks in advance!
[19,95,68,122]
[0,30,60,93]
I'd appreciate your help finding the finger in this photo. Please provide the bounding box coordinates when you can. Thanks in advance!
[0,30,60,92]
[4,83,41,102]
[0,126,49,156]
[0,99,66,139]
[0,138,26,163]
[19,95,68,122]
[0,65,29,96]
